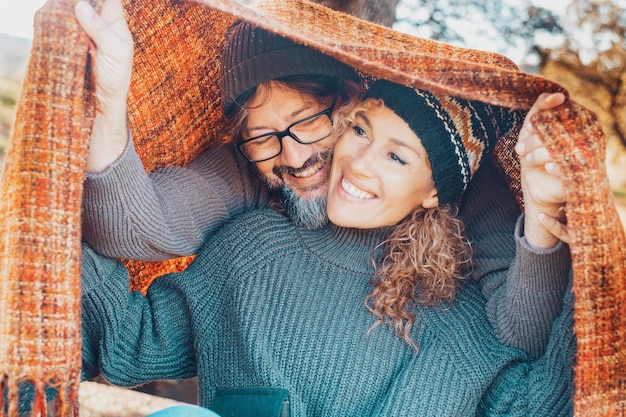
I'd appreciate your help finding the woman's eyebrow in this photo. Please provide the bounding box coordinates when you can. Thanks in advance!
[358,113,373,130]
[390,137,421,153]
[361,111,422,157]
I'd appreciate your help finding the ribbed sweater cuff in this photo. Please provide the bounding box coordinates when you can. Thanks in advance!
[83,135,152,208]
[513,214,571,294]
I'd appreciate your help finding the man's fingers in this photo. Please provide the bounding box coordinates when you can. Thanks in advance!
[538,213,570,244]
[522,147,563,178]
[516,93,565,157]
[99,0,131,38]
[75,0,131,47]
[75,1,107,39]
[533,92,566,113]
[544,162,561,176]
[516,130,543,156]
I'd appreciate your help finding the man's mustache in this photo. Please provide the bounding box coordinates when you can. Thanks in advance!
[272,150,332,178]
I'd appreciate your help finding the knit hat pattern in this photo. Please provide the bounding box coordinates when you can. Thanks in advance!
[220,21,360,114]
[365,79,521,204]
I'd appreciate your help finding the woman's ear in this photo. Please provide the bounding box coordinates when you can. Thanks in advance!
[422,188,439,209]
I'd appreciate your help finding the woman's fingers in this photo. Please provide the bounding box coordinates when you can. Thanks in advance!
[538,213,570,244]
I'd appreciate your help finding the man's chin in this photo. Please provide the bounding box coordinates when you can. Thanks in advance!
[284,181,328,200]
[280,187,329,230]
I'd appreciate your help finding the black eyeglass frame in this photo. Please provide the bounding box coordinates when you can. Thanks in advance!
[236,98,337,163]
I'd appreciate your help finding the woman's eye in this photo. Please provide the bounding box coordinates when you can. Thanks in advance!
[390,152,407,165]
[352,125,366,137]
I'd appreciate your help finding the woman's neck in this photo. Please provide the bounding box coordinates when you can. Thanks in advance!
[298,223,392,274]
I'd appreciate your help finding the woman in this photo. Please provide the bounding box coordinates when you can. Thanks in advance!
[326,80,571,350]
[79,80,573,416]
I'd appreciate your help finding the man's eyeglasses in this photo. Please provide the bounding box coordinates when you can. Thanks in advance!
[237,98,336,163]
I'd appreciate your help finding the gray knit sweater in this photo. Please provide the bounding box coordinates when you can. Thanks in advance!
[81,210,575,417]
[82,140,571,357]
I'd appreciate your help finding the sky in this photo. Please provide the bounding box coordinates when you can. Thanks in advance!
[0,0,48,39]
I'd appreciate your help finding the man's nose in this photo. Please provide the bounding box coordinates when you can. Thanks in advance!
[278,136,314,169]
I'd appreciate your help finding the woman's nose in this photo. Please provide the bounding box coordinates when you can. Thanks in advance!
[349,144,377,177]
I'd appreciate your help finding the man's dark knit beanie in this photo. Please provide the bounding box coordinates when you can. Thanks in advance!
[220,21,359,115]
[365,79,521,205]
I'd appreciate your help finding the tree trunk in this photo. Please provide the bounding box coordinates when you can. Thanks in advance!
[310,0,399,27]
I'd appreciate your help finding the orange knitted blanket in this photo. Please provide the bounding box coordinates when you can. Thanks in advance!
[1,0,624,415]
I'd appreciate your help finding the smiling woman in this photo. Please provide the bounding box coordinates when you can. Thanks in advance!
[327,102,438,229]
[328,80,505,229]
[327,79,517,347]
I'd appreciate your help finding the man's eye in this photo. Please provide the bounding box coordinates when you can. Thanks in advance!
[252,135,275,146]
[297,116,322,130]
[246,135,276,149]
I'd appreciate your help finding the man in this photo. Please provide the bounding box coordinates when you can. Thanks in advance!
[77,0,360,258]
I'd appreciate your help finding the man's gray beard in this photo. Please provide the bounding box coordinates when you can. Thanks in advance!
[280,186,329,230]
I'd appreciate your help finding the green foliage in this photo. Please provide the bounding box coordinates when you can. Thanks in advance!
[395,0,564,67]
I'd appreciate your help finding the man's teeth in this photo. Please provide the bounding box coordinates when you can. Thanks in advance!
[341,178,374,199]
[293,160,324,178]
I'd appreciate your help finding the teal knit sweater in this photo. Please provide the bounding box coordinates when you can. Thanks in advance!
[81,209,574,417]
[83,141,571,357]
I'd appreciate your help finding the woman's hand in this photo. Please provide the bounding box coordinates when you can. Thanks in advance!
[516,92,570,248]
[75,0,134,173]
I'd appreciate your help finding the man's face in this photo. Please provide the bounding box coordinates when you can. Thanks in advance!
[241,82,337,229]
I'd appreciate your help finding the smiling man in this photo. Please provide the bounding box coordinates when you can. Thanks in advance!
[232,82,341,230]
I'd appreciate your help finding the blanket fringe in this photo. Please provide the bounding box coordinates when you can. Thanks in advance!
[1,374,80,417]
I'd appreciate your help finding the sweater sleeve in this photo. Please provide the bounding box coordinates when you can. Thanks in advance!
[477,281,575,416]
[81,243,198,385]
[493,215,571,357]
[82,136,269,261]
[461,161,572,357]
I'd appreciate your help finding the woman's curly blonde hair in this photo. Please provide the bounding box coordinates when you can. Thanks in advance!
[333,97,473,351]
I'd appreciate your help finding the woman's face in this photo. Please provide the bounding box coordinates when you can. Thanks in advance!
[327,104,439,229]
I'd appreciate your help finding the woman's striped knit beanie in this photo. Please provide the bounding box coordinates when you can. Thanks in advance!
[365,79,521,205]
[220,21,360,116]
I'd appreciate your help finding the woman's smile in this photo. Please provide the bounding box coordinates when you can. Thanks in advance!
[340,177,376,200]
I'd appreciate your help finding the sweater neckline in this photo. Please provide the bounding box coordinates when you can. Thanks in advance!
[297,223,392,274]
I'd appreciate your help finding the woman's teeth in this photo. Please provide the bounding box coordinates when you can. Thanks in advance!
[341,178,375,199]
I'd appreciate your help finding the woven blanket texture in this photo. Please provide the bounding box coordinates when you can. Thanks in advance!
[0,0,624,415]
